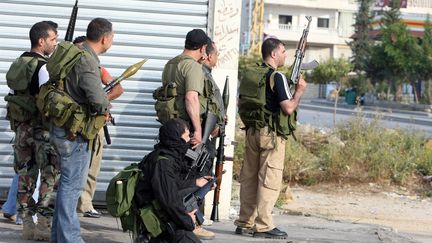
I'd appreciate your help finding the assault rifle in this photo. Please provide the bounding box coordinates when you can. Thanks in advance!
[185,112,218,178]
[210,76,229,221]
[290,16,319,85]
[64,0,78,42]
[183,176,216,225]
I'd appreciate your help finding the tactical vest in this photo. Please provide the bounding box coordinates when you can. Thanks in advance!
[154,55,210,124]
[36,41,105,141]
[203,68,224,126]
[238,63,297,138]
[4,55,46,131]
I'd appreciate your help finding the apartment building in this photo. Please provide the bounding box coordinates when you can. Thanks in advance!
[241,0,432,63]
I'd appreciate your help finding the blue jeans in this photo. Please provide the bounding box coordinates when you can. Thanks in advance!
[50,126,90,243]
[1,173,19,215]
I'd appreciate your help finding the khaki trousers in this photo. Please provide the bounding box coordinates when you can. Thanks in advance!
[77,128,104,212]
[235,127,286,232]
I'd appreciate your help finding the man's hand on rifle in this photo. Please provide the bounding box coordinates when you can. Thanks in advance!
[196,176,216,189]
[187,208,198,225]
[211,127,219,138]
[104,112,111,123]
[191,129,202,148]
[296,77,307,94]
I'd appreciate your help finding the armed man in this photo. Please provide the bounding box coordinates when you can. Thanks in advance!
[198,41,225,147]
[4,20,59,241]
[134,118,216,243]
[73,35,125,218]
[47,18,111,243]
[154,28,216,240]
[235,37,307,239]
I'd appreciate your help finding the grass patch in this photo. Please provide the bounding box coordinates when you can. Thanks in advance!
[233,115,432,192]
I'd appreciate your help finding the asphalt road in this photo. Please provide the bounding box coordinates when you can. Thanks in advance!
[299,100,432,137]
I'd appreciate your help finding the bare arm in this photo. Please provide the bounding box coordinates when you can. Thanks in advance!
[107,84,124,101]
[100,67,124,101]
[280,78,307,115]
[185,90,202,145]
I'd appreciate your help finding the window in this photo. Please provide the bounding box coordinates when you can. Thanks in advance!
[279,15,292,25]
[317,17,329,28]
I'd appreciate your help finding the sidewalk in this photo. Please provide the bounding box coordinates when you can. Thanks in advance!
[0,211,421,243]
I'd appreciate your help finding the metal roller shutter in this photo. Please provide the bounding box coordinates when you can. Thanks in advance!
[0,0,209,203]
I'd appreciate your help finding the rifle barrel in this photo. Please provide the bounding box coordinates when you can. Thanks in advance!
[65,0,78,42]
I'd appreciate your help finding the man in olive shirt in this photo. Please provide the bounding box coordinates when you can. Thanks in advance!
[161,29,210,146]
[50,18,111,243]
[160,29,215,240]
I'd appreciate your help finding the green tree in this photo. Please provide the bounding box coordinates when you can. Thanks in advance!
[419,15,432,104]
[349,0,374,73]
[370,0,421,101]
[310,58,353,126]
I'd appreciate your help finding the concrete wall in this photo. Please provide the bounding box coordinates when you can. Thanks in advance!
[206,0,242,220]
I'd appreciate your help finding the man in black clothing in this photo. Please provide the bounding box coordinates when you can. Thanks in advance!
[135,118,213,242]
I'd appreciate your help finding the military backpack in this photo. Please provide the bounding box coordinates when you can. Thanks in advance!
[106,160,167,238]
[153,55,211,124]
[238,63,297,138]
[4,55,45,130]
[36,41,105,140]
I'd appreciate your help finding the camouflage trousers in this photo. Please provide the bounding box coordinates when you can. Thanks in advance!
[14,122,59,217]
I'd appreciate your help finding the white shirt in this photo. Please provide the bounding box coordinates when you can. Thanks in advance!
[8,64,49,95]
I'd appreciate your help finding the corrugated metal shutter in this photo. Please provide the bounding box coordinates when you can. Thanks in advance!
[0,0,209,203]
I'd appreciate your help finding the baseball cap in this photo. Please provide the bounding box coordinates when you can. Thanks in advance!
[185,29,211,50]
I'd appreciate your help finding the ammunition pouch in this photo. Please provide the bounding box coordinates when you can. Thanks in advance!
[153,83,179,124]
[37,83,105,140]
[268,109,297,139]
[137,200,168,238]
[4,94,37,128]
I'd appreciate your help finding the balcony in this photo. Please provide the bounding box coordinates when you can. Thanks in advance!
[265,23,351,45]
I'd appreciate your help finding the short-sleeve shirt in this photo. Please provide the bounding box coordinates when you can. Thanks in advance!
[161,54,206,119]
[162,54,205,95]
[265,67,293,112]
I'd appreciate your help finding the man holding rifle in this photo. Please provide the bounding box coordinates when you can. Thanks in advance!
[73,35,124,219]
[135,118,214,243]
[235,38,307,239]
[156,28,216,240]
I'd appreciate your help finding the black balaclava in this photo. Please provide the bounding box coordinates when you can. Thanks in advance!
[156,118,190,159]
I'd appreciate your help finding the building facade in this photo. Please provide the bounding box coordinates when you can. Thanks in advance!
[0,0,241,220]
[241,0,432,62]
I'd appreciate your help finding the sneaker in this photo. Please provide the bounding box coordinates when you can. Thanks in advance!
[15,214,23,225]
[202,218,213,226]
[193,225,215,240]
[253,228,288,239]
[83,209,101,218]
[235,226,253,236]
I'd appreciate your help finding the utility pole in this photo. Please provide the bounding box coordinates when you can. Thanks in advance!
[249,0,264,55]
